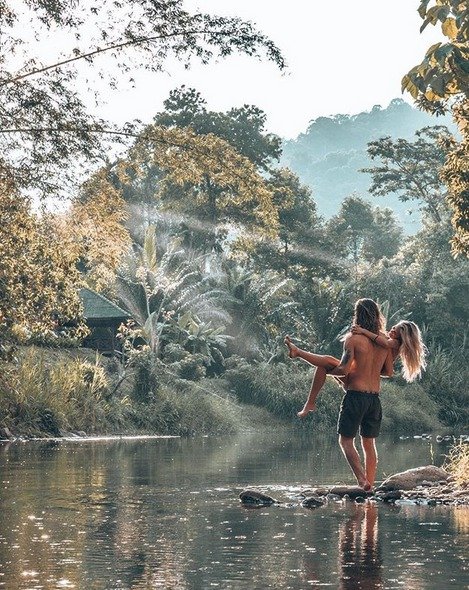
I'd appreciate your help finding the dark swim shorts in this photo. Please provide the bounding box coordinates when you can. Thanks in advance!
[337,390,382,438]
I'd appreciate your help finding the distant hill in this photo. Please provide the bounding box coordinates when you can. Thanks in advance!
[280,99,455,233]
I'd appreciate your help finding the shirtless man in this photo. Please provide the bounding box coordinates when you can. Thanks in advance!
[285,298,393,490]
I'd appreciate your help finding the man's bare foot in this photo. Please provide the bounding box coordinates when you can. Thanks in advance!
[297,403,316,418]
[284,335,299,358]
[357,477,372,492]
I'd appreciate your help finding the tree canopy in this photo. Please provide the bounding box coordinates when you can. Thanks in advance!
[0,0,285,198]
[402,0,469,256]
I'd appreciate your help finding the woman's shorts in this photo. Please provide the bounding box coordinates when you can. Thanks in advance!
[337,390,382,438]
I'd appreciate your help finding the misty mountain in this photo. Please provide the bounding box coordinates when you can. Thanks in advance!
[280,98,455,233]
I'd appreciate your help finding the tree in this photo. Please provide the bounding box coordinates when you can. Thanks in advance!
[248,168,328,278]
[327,195,375,265]
[116,225,231,357]
[61,168,132,294]
[363,126,451,223]
[154,86,282,170]
[402,0,469,256]
[439,102,469,256]
[118,125,279,251]
[0,0,285,199]
[0,168,83,344]
[402,1,468,112]
[361,207,403,263]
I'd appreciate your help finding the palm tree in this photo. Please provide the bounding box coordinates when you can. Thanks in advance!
[116,225,231,356]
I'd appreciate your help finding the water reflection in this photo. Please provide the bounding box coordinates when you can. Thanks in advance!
[0,432,467,589]
[338,503,382,590]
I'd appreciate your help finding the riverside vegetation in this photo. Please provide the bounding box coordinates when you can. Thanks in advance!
[1,2,468,441]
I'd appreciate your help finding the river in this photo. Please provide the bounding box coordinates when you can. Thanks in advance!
[0,430,467,589]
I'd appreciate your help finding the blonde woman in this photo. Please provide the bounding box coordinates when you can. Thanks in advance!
[351,320,427,383]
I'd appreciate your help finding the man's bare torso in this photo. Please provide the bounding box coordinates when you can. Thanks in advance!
[344,334,389,392]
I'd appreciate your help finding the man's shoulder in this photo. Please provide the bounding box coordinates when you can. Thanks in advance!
[344,333,365,344]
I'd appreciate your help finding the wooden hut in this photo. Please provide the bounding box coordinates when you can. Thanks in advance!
[79,287,130,354]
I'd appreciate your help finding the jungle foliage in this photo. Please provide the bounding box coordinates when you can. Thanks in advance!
[1,2,468,436]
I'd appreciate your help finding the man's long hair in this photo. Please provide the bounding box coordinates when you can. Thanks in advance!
[353,298,385,334]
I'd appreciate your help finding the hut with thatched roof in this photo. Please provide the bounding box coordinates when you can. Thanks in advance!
[79,288,130,354]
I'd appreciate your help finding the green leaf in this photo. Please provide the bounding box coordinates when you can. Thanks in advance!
[143,225,158,271]
[425,42,442,58]
[434,44,454,66]
[401,75,421,99]
[429,74,448,96]
[418,0,431,20]
[420,16,432,32]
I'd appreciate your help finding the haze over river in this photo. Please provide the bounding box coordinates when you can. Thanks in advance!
[0,431,467,589]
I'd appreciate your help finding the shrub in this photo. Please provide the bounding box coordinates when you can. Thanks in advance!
[172,353,207,381]
[131,350,160,403]
[380,381,441,433]
[445,442,469,486]
[422,347,469,428]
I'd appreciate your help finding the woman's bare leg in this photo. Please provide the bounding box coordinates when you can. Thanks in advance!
[285,336,341,417]
[298,366,328,417]
[285,336,339,369]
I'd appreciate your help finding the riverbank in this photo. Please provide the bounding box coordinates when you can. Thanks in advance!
[0,345,463,439]
[0,346,280,439]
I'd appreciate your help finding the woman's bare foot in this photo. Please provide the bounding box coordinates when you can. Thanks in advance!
[284,335,299,358]
[297,403,316,418]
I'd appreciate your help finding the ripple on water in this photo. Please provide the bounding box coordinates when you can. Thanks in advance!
[0,433,467,589]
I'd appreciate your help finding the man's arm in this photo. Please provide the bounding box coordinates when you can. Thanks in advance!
[328,337,355,377]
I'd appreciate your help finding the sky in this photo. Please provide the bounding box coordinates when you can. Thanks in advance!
[88,0,442,139]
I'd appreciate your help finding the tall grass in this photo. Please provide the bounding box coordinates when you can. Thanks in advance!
[226,361,445,434]
[380,380,440,433]
[225,362,343,430]
[1,345,463,438]
[445,442,469,486]
[0,348,115,435]
[422,347,469,428]
[0,347,270,437]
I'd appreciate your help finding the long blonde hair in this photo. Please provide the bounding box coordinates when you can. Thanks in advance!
[396,320,427,382]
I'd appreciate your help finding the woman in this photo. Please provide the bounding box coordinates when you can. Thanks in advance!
[285,309,426,418]
[351,320,427,383]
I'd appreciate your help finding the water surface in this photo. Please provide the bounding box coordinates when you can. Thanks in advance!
[0,431,467,589]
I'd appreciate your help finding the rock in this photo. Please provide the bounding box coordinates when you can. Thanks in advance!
[329,486,374,498]
[301,495,325,509]
[376,490,402,502]
[239,489,277,505]
[302,487,329,497]
[326,493,342,501]
[452,490,469,498]
[0,427,13,440]
[377,466,449,491]
[427,499,437,506]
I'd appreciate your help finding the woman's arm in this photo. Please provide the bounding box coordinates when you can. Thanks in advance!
[381,349,394,377]
[351,324,400,350]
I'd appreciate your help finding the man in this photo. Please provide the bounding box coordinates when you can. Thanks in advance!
[285,298,393,490]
